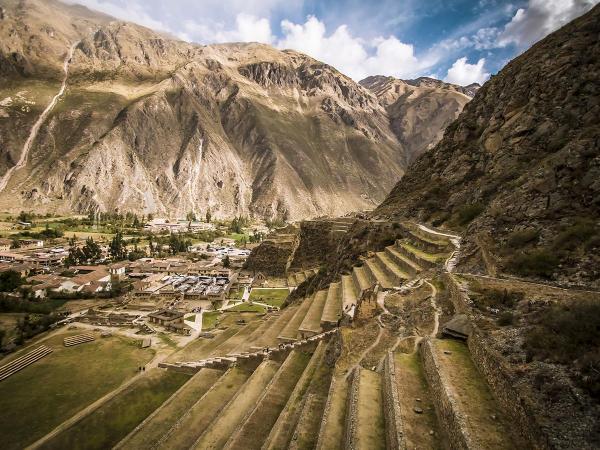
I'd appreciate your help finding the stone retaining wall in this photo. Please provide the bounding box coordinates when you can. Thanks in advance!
[419,338,473,450]
[396,243,436,269]
[344,367,360,450]
[382,352,405,450]
[468,329,546,449]
[442,272,471,314]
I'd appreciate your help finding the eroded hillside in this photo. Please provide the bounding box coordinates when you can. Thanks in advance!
[375,5,600,288]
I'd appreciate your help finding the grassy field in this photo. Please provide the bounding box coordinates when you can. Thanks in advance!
[0,331,154,450]
[202,311,221,330]
[40,369,190,450]
[249,288,289,307]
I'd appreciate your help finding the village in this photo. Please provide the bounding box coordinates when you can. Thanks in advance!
[0,212,286,353]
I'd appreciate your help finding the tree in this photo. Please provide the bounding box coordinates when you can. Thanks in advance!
[206,208,212,223]
[0,270,23,292]
[109,231,127,260]
[132,214,140,228]
[223,254,231,268]
[10,238,21,249]
[186,211,197,222]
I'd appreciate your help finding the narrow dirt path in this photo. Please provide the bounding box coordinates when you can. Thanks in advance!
[0,41,79,193]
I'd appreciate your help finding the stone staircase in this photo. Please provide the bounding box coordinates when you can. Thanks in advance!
[0,345,53,381]
[118,335,338,450]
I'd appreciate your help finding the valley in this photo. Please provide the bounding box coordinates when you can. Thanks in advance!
[0,0,597,449]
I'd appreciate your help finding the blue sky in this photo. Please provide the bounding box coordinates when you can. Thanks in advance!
[67,0,598,85]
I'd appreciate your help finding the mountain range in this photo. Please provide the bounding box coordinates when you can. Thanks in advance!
[0,0,476,220]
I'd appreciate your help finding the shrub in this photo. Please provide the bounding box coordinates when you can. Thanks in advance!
[524,299,600,398]
[497,311,515,326]
[506,249,558,278]
[455,203,484,225]
[553,218,597,251]
[506,229,539,248]
[481,288,524,309]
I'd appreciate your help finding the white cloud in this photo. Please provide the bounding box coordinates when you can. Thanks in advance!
[277,16,434,80]
[444,57,490,86]
[499,0,599,48]
[182,14,274,44]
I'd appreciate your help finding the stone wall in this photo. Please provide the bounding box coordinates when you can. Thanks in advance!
[419,338,473,450]
[396,243,436,269]
[344,366,360,450]
[245,231,299,276]
[442,272,471,314]
[382,352,405,450]
[467,328,547,449]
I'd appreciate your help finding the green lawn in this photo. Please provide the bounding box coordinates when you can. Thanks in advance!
[40,369,190,450]
[228,287,245,300]
[228,303,267,313]
[0,332,155,450]
[249,288,289,308]
[202,311,221,330]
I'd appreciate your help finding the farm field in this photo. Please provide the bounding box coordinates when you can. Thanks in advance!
[0,330,154,449]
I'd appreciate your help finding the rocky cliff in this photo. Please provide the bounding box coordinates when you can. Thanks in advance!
[375,5,600,288]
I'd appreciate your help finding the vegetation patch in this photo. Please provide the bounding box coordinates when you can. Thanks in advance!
[202,311,221,330]
[506,249,559,278]
[524,299,600,398]
[249,288,289,307]
[454,203,485,226]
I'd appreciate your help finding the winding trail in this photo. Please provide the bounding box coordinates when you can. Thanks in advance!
[0,41,79,193]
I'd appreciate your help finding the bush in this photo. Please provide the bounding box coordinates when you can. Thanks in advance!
[455,203,484,225]
[506,249,558,278]
[497,311,515,326]
[553,218,597,252]
[506,229,539,248]
[524,299,600,398]
[480,288,524,309]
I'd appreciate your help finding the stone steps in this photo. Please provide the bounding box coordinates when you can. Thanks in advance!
[224,350,312,450]
[263,341,328,450]
[250,306,299,350]
[346,367,386,449]
[0,345,53,381]
[385,245,421,276]
[63,333,95,347]
[320,282,342,328]
[156,367,251,450]
[352,265,371,295]
[395,241,438,269]
[298,289,328,338]
[278,295,315,342]
[191,359,282,449]
[376,251,410,286]
[239,314,281,353]
[315,376,349,450]
[115,368,224,449]
[341,274,358,311]
[287,340,336,450]
[408,229,453,253]
[364,258,393,289]
[420,338,517,450]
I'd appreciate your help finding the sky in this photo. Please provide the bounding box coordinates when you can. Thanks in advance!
[66,0,599,86]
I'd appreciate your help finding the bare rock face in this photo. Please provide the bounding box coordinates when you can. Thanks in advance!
[375,5,600,288]
[360,75,477,163]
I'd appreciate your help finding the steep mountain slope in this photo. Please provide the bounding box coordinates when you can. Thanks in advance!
[376,5,600,288]
[360,75,477,163]
[0,0,409,220]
